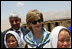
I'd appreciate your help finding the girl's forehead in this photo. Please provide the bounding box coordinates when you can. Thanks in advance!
[59,30,70,37]
[7,36,16,40]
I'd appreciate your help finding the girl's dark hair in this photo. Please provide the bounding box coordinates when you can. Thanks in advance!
[6,33,16,41]
[6,33,19,47]
[59,28,70,36]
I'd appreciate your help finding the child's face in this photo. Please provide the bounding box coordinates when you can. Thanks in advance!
[57,30,71,48]
[6,36,18,48]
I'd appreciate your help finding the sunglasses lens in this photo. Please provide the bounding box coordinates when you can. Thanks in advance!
[32,21,37,24]
[38,19,42,23]
[31,19,42,24]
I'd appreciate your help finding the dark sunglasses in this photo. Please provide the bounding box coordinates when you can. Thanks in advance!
[31,19,42,24]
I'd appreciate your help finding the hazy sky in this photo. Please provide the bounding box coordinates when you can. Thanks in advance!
[1,1,71,20]
[1,1,71,32]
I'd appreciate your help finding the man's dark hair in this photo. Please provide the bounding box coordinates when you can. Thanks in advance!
[6,33,16,41]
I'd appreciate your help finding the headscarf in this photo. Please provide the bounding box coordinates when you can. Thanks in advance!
[50,26,71,48]
[4,31,21,48]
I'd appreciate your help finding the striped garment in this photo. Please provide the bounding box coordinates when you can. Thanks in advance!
[24,27,50,48]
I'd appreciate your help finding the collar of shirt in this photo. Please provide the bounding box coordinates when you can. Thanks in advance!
[25,27,45,45]
[24,27,50,48]
[12,28,21,32]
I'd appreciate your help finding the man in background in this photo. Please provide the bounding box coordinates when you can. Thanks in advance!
[1,13,29,48]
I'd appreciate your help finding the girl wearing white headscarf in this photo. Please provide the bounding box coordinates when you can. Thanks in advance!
[50,26,71,48]
[4,31,24,48]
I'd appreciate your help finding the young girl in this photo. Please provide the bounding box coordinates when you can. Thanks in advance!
[50,26,71,48]
[4,31,24,48]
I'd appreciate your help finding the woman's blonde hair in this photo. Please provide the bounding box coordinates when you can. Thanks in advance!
[26,9,43,26]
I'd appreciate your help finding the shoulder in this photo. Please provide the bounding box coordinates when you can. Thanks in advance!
[21,28,30,33]
[45,31,51,34]
[43,28,51,36]
[2,28,12,36]
[42,28,51,43]
[24,31,34,44]
[43,27,51,34]
[24,31,32,40]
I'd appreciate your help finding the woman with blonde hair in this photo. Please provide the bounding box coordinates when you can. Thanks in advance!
[24,9,51,48]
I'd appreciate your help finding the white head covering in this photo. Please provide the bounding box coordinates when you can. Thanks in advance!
[9,12,19,17]
[4,31,21,48]
[50,26,69,48]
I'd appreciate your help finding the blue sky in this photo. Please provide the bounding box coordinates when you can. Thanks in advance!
[1,1,71,20]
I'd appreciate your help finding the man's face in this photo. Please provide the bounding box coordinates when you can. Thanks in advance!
[10,17,21,30]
